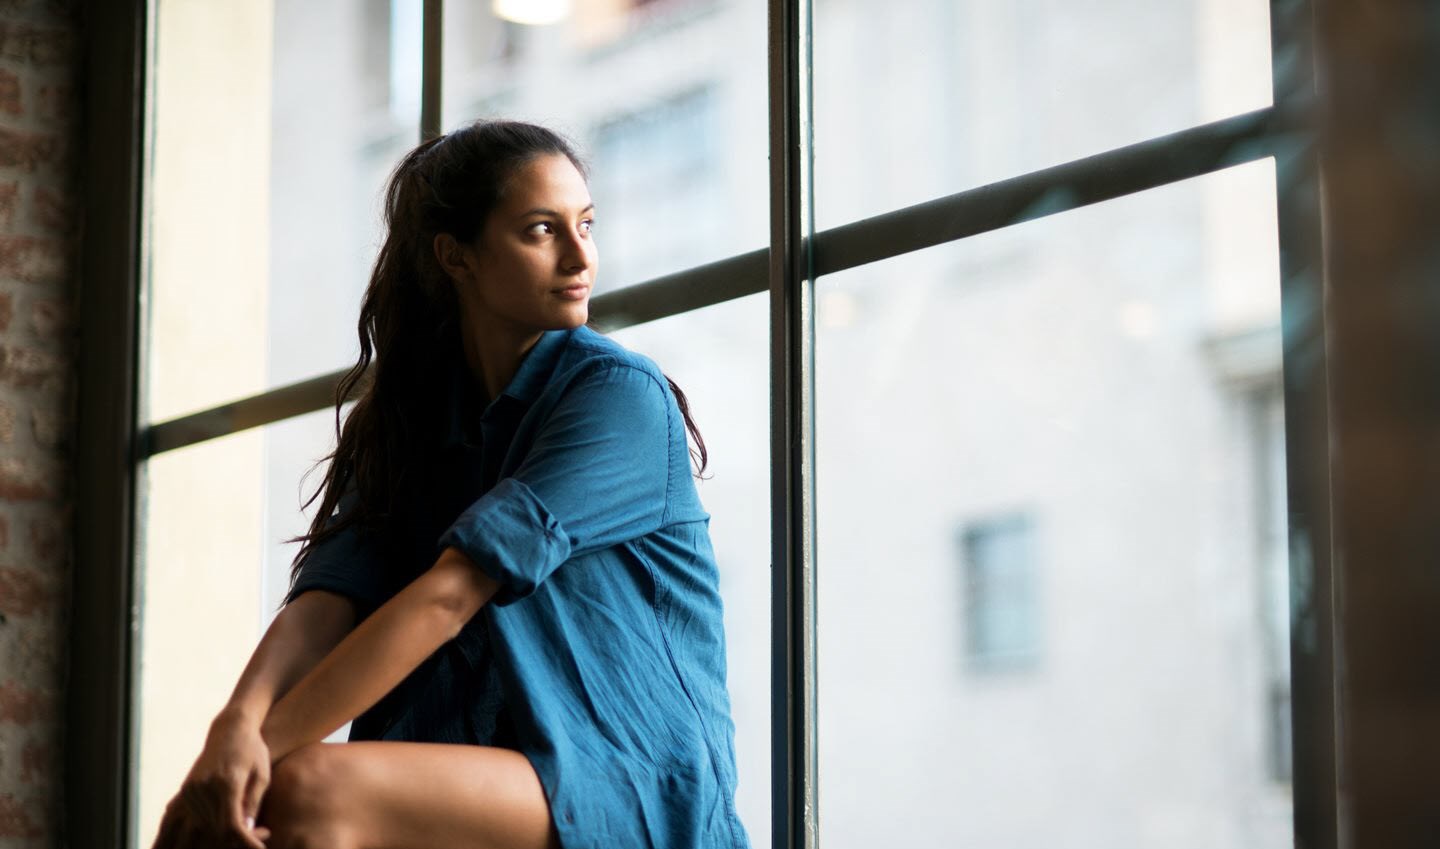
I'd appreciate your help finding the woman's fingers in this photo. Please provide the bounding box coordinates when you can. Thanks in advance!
[241,760,269,823]
[230,801,268,849]
[233,824,267,849]
[175,715,274,848]
[233,760,270,849]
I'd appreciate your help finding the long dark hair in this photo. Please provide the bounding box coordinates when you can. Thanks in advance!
[287,119,707,590]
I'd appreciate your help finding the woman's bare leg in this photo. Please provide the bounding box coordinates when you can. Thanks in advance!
[258,742,560,849]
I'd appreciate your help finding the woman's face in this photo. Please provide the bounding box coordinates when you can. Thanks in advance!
[452,153,597,346]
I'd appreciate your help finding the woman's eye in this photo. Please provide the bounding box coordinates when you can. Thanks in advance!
[580,219,595,234]
[528,222,554,236]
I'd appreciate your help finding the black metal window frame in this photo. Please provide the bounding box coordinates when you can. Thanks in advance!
[72,1,1337,847]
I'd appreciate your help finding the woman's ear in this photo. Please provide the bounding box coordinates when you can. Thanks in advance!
[433,232,473,285]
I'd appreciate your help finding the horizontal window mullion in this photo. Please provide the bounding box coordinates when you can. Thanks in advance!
[812,105,1290,277]
[141,371,342,457]
[141,105,1296,457]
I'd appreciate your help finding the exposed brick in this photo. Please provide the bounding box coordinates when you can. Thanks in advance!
[0,68,18,116]
[30,406,63,447]
[28,296,68,336]
[0,680,50,724]
[0,457,51,499]
[0,181,16,229]
[20,740,50,783]
[0,792,42,838]
[0,24,73,67]
[0,612,61,673]
[0,235,66,285]
[0,566,50,617]
[27,512,64,562]
[0,25,29,62]
[0,6,77,845]
[31,185,72,234]
[35,80,72,125]
[0,344,66,388]
[0,127,61,172]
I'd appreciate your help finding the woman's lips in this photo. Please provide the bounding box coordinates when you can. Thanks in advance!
[554,284,590,301]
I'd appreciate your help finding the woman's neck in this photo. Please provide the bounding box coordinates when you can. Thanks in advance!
[461,323,543,404]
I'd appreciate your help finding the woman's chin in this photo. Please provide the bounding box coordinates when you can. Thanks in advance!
[557,304,590,329]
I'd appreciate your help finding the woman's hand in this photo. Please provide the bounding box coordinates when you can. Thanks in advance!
[151,709,273,849]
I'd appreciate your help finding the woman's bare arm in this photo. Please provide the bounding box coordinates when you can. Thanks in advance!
[218,589,359,726]
[260,546,500,762]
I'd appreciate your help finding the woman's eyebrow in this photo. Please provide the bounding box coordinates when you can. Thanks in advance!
[520,203,596,218]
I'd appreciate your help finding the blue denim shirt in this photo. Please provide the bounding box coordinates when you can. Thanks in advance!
[286,325,750,849]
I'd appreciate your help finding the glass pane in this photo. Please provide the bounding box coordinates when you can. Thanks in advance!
[135,407,340,847]
[440,0,768,293]
[610,293,771,847]
[812,0,1274,228]
[815,159,1292,848]
[146,0,419,423]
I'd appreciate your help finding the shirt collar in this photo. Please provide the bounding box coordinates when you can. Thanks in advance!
[501,327,572,404]
[442,328,572,448]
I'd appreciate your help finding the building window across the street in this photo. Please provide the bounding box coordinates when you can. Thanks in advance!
[959,513,1040,672]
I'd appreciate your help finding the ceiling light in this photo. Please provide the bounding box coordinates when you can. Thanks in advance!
[493,0,572,25]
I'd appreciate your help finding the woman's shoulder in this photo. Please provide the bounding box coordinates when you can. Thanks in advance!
[535,326,679,429]
[556,325,667,385]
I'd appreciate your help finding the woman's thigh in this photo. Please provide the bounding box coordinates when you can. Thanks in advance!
[259,741,559,849]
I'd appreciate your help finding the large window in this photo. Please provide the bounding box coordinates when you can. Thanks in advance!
[120,1,1329,848]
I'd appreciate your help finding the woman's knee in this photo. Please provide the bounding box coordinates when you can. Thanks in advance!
[262,743,360,849]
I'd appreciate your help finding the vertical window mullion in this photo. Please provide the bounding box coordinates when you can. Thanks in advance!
[768,0,816,846]
[1269,0,1337,847]
[75,2,147,846]
[421,0,443,141]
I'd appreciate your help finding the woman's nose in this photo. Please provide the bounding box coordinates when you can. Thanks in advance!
[560,228,594,272]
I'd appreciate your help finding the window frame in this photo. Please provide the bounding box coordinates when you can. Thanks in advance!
[72,1,146,845]
[72,1,1344,847]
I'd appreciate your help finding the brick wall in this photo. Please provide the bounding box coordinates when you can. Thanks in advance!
[0,0,79,845]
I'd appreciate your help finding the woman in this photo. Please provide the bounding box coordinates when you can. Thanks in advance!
[153,120,750,849]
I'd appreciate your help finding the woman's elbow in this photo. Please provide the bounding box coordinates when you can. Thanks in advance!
[424,546,502,636]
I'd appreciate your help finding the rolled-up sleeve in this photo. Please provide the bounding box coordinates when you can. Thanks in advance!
[437,361,671,604]
[285,486,386,611]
